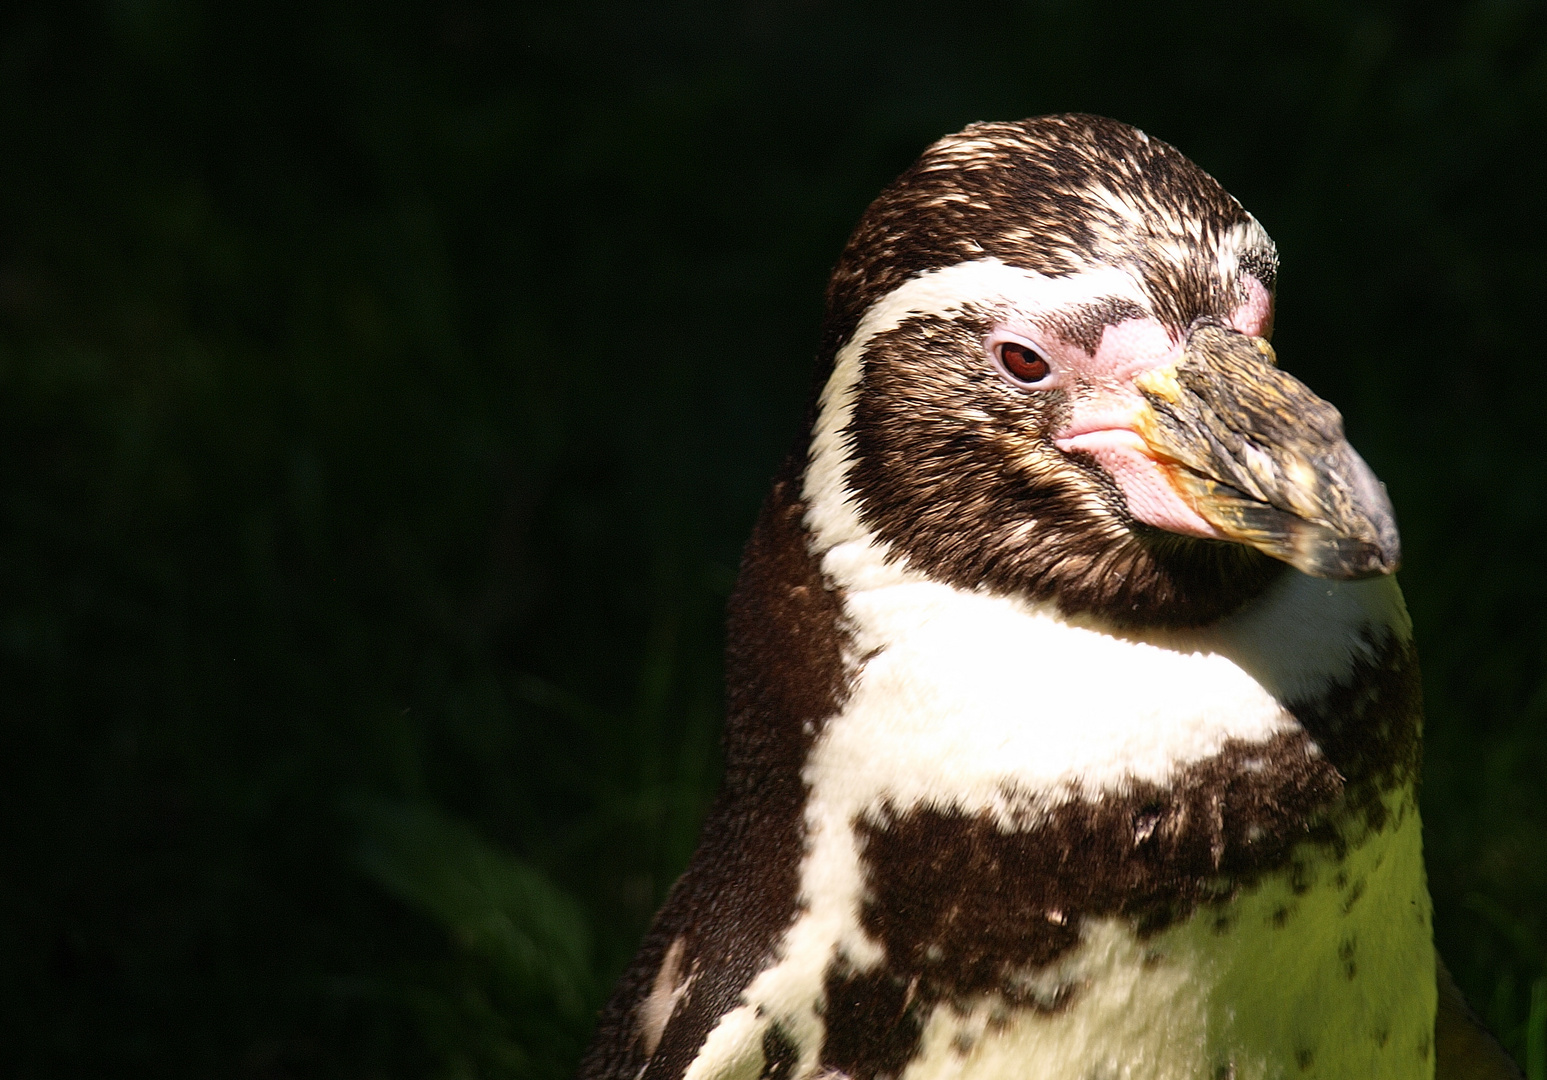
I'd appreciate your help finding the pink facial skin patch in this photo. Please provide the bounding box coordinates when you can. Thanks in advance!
[1230,275,1273,338]
[1053,429,1224,540]
[1038,315,1222,540]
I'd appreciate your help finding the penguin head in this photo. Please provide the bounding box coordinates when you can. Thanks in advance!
[808,115,1399,628]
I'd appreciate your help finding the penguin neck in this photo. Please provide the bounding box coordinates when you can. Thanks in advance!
[802,515,1413,799]
[724,441,1413,822]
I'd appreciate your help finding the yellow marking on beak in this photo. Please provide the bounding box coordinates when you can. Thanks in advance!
[1133,363,1183,403]
[1287,458,1320,498]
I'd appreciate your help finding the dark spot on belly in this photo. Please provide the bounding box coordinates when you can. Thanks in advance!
[1270,905,1291,928]
[1296,1048,1316,1070]
[761,1025,798,1080]
[1341,877,1366,914]
[1339,936,1358,978]
[1214,1063,1237,1080]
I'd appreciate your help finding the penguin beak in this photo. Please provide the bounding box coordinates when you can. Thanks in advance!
[1130,322,1401,580]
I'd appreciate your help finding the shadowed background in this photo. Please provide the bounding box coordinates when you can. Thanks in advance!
[2,1,1545,1076]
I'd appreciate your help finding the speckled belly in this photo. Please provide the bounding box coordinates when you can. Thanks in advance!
[840,788,1435,1080]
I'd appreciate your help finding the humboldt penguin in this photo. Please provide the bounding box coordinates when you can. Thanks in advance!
[577,114,1519,1080]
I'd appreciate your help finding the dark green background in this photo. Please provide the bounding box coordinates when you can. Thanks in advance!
[3,1,1545,1076]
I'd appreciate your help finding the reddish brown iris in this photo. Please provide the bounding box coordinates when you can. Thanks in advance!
[999,341,1051,384]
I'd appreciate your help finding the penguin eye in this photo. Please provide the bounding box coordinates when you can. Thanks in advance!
[998,341,1052,385]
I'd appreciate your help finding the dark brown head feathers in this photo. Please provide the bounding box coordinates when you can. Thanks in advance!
[817,114,1277,381]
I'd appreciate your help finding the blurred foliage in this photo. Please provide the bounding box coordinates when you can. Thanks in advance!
[349,797,593,1078]
[0,0,1544,1076]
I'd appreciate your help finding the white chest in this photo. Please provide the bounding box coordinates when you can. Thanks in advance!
[816,573,1294,811]
[679,559,1433,1080]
